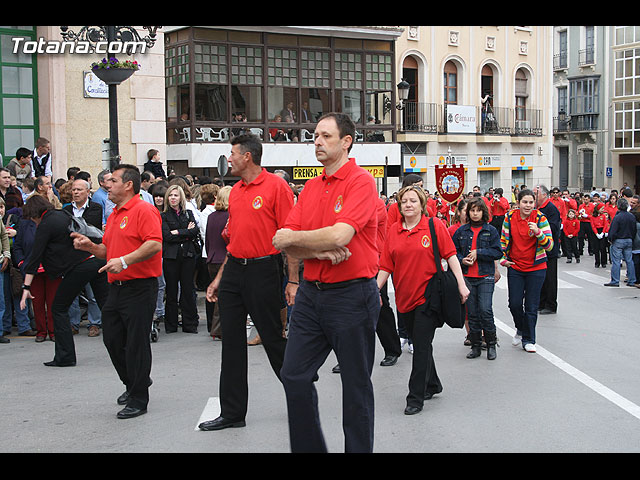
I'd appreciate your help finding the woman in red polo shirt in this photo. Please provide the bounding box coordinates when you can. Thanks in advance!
[378,186,469,416]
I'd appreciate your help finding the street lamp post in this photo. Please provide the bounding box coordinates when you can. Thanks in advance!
[60,26,161,169]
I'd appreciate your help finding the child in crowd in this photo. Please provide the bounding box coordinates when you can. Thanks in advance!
[590,204,610,268]
[563,209,580,263]
[452,197,503,360]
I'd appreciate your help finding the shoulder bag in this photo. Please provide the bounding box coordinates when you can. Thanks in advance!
[426,217,465,329]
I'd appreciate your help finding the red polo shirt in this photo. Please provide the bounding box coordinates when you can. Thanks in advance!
[228,168,294,259]
[103,194,163,283]
[284,158,379,283]
[380,215,457,313]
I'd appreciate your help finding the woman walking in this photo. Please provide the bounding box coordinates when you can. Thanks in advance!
[500,189,554,353]
[377,185,469,415]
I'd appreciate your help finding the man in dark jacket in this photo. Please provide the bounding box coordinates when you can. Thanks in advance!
[535,185,561,314]
[605,197,637,287]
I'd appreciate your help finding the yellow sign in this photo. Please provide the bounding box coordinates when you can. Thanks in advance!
[292,165,385,180]
[293,167,324,180]
[362,166,385,178]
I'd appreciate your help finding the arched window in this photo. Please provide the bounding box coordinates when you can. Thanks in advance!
[444,61,457,105]
[515,68,528,121]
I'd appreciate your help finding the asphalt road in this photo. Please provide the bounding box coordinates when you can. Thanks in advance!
[2,258,640,453]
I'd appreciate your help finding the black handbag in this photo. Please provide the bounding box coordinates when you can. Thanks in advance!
[426,217,465,329]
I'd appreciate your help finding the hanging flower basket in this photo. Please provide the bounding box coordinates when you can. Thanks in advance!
[90,57,140,85]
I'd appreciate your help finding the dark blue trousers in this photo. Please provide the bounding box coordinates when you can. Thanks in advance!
[281,278,379,453]
[507,267,546,346]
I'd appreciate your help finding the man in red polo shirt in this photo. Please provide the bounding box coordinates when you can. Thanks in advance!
[72,164,162,419]
[272,112,380,453]
[198,133,296,432]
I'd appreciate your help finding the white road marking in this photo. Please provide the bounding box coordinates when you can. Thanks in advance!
[495,275,580,289]
[494,317,640,421]
[565,270,610,285]
[195,397,221,431]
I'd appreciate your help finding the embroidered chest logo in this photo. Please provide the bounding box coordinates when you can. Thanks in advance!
[252,196,263,210]
[421,235,430,248]
[119,216,128,229]
[334,195,343,213]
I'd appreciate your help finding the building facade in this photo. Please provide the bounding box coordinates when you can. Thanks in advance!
[0,25,166,182]
[162,26,404,191]
[394,26,554,196]
[552,25,609,192]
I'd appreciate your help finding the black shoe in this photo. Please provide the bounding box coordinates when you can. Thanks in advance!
[538,308,556,315]
[198,416,246,431]
[43,360,76,367]
[404,405,422,415]
[332,364,340,374]
[0,336,9,344]
[117,406,147,419]
[117,378,154,405]
[380,355,399,367]
[424,387,443,400]
[566,259,572,263]
[603,282,619,287]
[576,258,580,263]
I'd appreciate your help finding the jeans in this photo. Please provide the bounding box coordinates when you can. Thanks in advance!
[155,271,165,318]
[610,238,637,285]
[465,275,496,334]
[3,270,31,334]
[69,284,102,328]
[507,267,546,346]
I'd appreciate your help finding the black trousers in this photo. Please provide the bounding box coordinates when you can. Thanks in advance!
[163,255,198,333]
[377,282,401,357]
[592,234,608,267]
[281,278,379,453]
[398,304,442,409]
[539,256,558,312]
[50,257,109,365]
[579,222,593,254]
[217,255,287,422]
[102,277,157,410]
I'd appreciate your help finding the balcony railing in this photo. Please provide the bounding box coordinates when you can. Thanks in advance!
[553,113,599,134]
[398,102,543,136]
[554,52,568,70]
[578,47,595,66]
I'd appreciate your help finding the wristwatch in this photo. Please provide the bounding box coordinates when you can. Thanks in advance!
[22,284,31,291]
[120,256,128,270]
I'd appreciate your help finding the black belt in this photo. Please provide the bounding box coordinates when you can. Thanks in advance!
[228,253,278,266]
[306,277,372,291]
[111,277,154,287]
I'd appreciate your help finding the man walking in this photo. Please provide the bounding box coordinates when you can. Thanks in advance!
[198,133,296,431]
[604,197,637,287]
[273,112,381,453]
[535,185,561,314]
[72,164,162,419]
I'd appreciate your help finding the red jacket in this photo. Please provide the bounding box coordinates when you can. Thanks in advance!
[563,218,580,237]
[590,214,610,235]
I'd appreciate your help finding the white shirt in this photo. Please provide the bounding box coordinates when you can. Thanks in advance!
[30,149,53,177]
[72,199,89,217]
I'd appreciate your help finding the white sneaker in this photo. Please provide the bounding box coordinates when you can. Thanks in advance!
[524,343,537,353]
[408,343,414,354]
[512,333,522,346]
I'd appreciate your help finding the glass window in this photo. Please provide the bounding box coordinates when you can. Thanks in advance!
[301,50,330,89]
[301,88,329,123]
[194,84,226,121]
[2,66,32,95]
[268,86,297,123]
[336,90,362,124]
[365,91,392,125]
[231,85,262,123]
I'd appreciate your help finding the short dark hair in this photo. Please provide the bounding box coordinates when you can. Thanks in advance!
[75,171,91,182]
[66,166,80,179]
[467,196,490,223]
[141,171,153,183]
[401,173,423,188]
[16,147,32,161]
[230,133,263,166]
[518,188,536,203]
[317,112,355,153]
[22,193,54,219]
[147,149,159,161]
[112,164,141,194]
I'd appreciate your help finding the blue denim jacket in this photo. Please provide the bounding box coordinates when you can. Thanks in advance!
[452,223,503,276]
